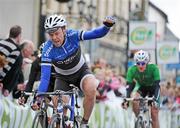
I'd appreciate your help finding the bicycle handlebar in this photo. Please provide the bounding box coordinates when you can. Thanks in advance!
[124,96,155,102]
[37,88,79,97]
[20,87,79,97]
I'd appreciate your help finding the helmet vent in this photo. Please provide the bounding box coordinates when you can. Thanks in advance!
[56,19,60,22]
[49,17,52,24]
[52,23,57,27]
[54,17,57,21]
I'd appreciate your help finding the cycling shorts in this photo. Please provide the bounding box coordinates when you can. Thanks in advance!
[137,86,160,105]
[54,63,98,91]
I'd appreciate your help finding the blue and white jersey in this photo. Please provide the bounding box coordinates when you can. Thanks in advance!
[39,25,110,92]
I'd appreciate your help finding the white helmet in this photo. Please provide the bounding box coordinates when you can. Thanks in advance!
[134,50,150,63]
[44,14,67,32]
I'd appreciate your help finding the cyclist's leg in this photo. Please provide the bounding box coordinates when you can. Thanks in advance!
[151,105,159,128]
[131,92,140,117]
[79,72,99,125]
[131,83,141,117]
[149,90,160,128]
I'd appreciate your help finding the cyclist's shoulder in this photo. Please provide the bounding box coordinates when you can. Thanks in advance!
[66,29,79,37]
[147,63,159,69]
[42,41,54,58]
[42,41,53,49]
[128,65,137,72]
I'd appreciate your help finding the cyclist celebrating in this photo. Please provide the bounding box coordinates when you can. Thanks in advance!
[122,50,160,128]
[37,14,115,128]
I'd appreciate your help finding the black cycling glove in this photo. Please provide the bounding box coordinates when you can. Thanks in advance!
[103,16,116,27]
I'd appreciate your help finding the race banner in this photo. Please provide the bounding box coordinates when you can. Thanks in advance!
[129,21,156,50]
[157,42,179,64]
[0,93,179,128]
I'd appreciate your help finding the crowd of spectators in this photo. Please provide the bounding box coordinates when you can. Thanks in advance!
[0,25,35,99]
[91,58,126,102]
[160,81,180,110]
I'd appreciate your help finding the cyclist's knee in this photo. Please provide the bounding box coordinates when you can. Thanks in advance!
[84,86,97,97]
[83,84,97,99]
[82,77,98,94]
[131,92,140,106]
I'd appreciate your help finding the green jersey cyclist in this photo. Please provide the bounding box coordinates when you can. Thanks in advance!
[122,50,160,128]
[35,14,115,128]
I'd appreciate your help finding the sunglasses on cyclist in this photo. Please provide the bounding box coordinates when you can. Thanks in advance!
[46,27,60,33]
[136,62,146,66]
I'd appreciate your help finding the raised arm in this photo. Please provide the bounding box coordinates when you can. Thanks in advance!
[81,16,116,40]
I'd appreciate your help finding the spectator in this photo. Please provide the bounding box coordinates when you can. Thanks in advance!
[95,67,123,101]
[12,40,35,99]
[20,40,35,81]
[175,86,180,104]
[19,43,55,103]
[0,25,23,97]
[92,58,107,71]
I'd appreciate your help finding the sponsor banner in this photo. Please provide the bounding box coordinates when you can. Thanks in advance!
[157,42,179,64]
[0,93,179,128]
[0,95,34,128]
[129,21,156,50]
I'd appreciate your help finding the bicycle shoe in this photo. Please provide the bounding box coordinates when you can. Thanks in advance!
[80,123,89,128]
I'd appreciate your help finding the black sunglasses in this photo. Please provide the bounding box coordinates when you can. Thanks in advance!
[46,27,60,33]
[136,62,146,66]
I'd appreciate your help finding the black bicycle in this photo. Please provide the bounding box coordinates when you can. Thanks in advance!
[124,96,154,128]
[37,86,82,128]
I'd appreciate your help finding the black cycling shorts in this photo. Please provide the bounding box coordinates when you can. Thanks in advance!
[54,63,95,91]
[138,86,155,97]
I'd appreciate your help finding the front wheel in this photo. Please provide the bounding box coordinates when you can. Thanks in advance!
[135,116,144,128]
[143,119,152,128]
[32,111,47,128]
[73,115,82,128]
[49,114,61,128]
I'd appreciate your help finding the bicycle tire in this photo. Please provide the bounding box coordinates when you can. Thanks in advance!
[49,114,62,128]
[73,115,82,128]
[32,111,47,128]
[145,120,152,128]
[60,115,82,128]
[135,116,144,128]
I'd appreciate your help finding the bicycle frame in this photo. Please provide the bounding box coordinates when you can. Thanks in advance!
[56,91,76,122]
[124,96,154,128]
[42,87,81,128]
